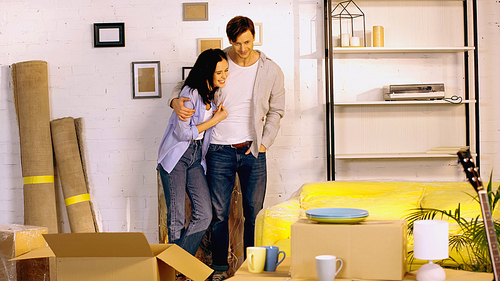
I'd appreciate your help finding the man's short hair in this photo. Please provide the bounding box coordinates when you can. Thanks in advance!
[226,16,255,42]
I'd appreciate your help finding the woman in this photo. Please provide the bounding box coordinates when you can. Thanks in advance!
[157,48,228,256]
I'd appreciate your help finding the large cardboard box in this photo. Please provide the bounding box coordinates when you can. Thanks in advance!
[291,219,407,280]
[12,232,213,281]
[0,224,51,281]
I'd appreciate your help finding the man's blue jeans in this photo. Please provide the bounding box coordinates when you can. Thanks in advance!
[157,140,212,256]
[206,144,267,271]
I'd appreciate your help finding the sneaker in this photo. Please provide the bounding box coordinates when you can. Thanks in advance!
[211,271,227,281]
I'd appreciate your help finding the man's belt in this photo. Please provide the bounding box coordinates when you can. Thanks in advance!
[231,141,252,148]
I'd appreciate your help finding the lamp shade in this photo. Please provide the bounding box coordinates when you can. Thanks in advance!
[413,220,449,260]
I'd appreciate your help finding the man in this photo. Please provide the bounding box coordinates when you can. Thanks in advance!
[169,16,285,280]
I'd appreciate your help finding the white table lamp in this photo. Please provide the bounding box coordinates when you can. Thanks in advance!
[413,220,449,281]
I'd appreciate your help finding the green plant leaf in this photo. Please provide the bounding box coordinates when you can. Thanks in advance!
[404,174,500,273]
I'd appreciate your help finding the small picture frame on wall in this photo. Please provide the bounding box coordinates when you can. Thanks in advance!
[132,61,161,99]
[182,67,193,80]
[254,23,263,46]
[183,2,208,21]
[198,38,223,55]
[94,23,125,47]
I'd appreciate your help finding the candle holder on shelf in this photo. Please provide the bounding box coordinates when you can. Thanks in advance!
[331,0,366,47]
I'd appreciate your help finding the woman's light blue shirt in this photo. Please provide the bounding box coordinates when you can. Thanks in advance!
[157,86,216,173]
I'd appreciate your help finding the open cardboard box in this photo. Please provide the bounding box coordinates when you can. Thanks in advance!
[12,232,213,281]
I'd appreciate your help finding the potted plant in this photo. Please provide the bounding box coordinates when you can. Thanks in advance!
[405,172,500,272]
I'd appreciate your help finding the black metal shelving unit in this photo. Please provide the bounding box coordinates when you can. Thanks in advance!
[324,0,480,181]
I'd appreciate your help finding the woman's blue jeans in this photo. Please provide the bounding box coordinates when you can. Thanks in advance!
[157,140,212,256]
[206,144,267,271]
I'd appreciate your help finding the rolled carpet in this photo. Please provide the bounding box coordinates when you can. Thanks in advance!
[51,117,97,233]
[12,60,58,233]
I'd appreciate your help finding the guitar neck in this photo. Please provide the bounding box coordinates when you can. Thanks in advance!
[478,190,500,280]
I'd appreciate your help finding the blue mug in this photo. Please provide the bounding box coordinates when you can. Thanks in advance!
[262,246,286,272]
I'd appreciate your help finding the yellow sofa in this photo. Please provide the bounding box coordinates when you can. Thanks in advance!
[255,181,496,262]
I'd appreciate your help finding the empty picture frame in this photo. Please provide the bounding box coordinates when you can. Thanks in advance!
[94,23,125,47]
[183,2,208,21]
[198,38,223,55]
[182,67,193,80]
[132,61,161,99]
[254,23,263,46]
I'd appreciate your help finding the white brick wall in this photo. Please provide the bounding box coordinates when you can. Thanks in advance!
[1,0,499,243]
[477,0,500,179]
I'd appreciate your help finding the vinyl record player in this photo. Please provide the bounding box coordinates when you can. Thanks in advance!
[383,83,445,101]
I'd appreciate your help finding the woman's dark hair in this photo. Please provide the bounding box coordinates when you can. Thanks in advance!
[226,16,255,43]
[183,48,227,105]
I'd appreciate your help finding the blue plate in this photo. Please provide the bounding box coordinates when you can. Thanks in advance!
[305,208,369,219]
[307,216,368,224]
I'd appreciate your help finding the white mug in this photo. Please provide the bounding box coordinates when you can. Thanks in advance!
[316,255,343,281]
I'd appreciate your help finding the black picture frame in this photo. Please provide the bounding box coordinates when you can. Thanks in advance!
[182,67,193,80]
[132,61,162,99]
[94,23,125,48]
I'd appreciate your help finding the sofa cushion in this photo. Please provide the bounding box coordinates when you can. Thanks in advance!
[299,181,485,220]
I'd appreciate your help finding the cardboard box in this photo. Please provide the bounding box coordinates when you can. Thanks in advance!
[291,219,407,280]
[12,232,213,281]
[0,224,50,281]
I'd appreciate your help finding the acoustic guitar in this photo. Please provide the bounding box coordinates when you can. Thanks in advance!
[457,149,500,280]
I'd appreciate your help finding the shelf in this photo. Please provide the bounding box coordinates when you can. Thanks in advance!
[335,153,462,159]
[334,100,476,106]
[332,47,475,54]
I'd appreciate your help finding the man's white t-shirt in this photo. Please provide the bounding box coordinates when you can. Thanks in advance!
[211,55,258,145]
[195,105,214,140]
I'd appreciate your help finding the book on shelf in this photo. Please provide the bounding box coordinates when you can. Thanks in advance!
[426,146,469,154]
